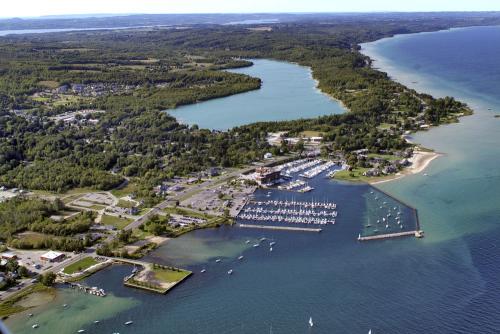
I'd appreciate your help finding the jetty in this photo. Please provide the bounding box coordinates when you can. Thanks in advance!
[239,223,322,232]
[358,230,424,241]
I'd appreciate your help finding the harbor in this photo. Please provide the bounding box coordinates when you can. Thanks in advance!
[238,223,323,232]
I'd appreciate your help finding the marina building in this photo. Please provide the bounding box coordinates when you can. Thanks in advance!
[40,250,65,263]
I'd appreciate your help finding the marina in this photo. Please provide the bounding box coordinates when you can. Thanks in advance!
[66,283,107,297]
[238,223,323,233]
[239,198,338,226]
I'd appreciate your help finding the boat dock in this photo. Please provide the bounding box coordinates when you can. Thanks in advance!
[358,230,423,241]
[66,282,106,297]
[239,223,322,232]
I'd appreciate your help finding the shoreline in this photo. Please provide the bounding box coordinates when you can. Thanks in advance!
[370,150,441,185]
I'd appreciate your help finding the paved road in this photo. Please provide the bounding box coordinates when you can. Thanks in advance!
[122,155,297,232]
[0,251,91,301]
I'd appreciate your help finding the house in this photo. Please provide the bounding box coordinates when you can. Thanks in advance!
[208,167,220,177]
[1,252,17,260]
[40,250,65,263]
[127,207,139,215]
[363,168,381,177]
[382,165,398,175]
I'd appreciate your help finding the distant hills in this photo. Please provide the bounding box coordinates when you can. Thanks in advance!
[1,12,500,31]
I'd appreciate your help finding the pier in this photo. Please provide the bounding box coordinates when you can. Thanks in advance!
[358,230,424,241]
[66,282,106,297]
[239,223,322,232]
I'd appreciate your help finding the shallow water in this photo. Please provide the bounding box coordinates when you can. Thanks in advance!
[7,26,500,333]
[168,59,346,130]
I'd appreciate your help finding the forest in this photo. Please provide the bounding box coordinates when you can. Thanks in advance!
[0,14,484,200]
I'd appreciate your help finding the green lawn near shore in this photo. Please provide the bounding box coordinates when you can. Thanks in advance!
[334,168,371,182]
[101,214,133,229]
[152,266,191,283]
[63,257,98,274]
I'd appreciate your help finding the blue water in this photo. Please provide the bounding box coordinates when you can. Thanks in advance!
[8,26,500,334]
[168,59,346,130]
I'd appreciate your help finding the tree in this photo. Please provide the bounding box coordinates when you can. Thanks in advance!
[17,266,29,277]
[41,272,56,286]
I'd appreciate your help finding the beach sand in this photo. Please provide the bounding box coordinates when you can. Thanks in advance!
[370,150,441,185]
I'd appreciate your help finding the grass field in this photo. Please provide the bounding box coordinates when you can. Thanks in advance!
[366,153,400,161]
[111,182,138,198]
[117,199,136,208]
[152,267,191,283]
[101,214,133,229]
[299,130,323,137]
[333,168,371,182]
[63,257,98,274]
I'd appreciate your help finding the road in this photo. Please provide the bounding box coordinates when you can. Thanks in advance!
[0,251,91,301]
[122,155,297,232]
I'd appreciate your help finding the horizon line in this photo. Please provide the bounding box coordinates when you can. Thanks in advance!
[2,10,500,20]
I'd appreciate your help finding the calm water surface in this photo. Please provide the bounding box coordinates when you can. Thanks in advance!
[168,59,346,130]
[7,26,500,333]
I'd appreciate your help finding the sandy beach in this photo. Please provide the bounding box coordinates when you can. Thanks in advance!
[370,149,441,185]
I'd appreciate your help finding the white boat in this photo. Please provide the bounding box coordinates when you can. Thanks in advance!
[215,259,221,263]
[125,321,133,325]
[227,269,233,275]
[238,256,244,260]
[269,241,276,246]
[309,317,314,327]
[201,269,206,273]
[245,240,250,244]
[32,324,39,329]
[77,330,85,333]
[94,320,100,324]
[269,247,273,252]
[63,304,68,308]
[253,244,259,248]
[368,330,372,334]
[28,313,34,317]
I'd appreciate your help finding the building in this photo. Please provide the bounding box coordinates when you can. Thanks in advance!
[264,152,273,159]
[40,250,65,263]
[1,252,17,260]
[254,167,281,185]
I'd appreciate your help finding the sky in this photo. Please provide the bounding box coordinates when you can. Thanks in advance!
[2,0,500,18]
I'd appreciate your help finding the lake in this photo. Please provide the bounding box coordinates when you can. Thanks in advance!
[168,59,346,130]
[7,26,500,333]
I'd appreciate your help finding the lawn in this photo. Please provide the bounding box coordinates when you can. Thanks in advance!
[111,182,138,198]
[63,257,98,274]
[333,168,371,182]
[152,267,191,283]
[366,153,400,161]
[101,214,133,229]
[299,130,323,137]
[117,199,136,208]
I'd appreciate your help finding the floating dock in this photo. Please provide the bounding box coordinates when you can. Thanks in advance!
[239,223,322,232]
[358,230,423,241]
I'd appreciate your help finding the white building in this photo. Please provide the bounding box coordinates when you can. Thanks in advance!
[40,250,65,263]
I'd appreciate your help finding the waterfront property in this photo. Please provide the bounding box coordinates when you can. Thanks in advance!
[123,261,192,294]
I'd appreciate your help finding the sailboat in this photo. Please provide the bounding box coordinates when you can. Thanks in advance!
[309,316,314,327]
[368,330,372,334]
